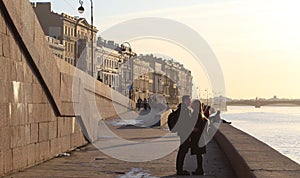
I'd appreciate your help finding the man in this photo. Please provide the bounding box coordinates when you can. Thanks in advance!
[137,97,142,111]
[175,95,193,176]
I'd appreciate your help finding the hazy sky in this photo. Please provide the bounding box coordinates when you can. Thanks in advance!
[31,0,300,99]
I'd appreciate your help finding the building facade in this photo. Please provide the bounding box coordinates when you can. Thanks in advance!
[32,2,98,68]
[131,54,193,106]
[45,36,64,60]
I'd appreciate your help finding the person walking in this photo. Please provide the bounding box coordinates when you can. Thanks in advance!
[137,97,142,111]
[143,98,148,110]
[190,99,208,175]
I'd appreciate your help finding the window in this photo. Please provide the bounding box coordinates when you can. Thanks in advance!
[65,42,68,51]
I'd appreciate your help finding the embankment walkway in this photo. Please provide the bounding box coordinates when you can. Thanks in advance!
[5,120,236,178]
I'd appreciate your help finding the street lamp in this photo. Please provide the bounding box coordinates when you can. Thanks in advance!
[119,42,136,99]
[78,0,94,77]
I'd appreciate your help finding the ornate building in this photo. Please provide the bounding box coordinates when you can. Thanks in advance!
[45,36,64,60]
[132,54,193,106]
[32,2,98,68]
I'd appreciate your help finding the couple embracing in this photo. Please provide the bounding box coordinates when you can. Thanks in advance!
[169,95,209,176]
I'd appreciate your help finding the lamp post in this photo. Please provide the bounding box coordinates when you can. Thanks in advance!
[78,0,94,77]
[119,42,136,100]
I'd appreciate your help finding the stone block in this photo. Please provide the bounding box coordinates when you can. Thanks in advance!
[0,11,6,34]
[38,122,49,142]
[9,103,26,126]
[31,104,50,123]
[60,102,75,116]
[32,84,45,104]
[16,62,24,82]
[0,57,7,81]
[0,37,2,58]
[2,0,21,34]
[23,63,33,84]
[20,0,34,39]
[27,104,34,123]
[60,135,71,152]
[7,60,17,82]
[49,68,60,99]
[9,34,21,61]
[1,34,10,58]
[50,138,61,156]
[57,118,64,137]
[0,104,8,128]
[12,146,28,170]
[24,124,31,144]
[26,143,36,166]
[60,73,73,102]
[70,132,85,148]
[49,121,57,139]
[24,83,33,104]
[33,143,40,164]
[3,149,12,174]
[38,141,50,161]
[0,81,9,103]
[30,123,38,143]
[0,151,3,176]
[0,127,10,150]
[58,118,72,137]
[9,81,24,104]
[10,125,25,148]
[32,74,39,84]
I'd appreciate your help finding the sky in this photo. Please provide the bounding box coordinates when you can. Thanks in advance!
[30,0,300,99]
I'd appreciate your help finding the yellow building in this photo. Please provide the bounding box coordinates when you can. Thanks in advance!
[32,2,98,66]
[45,36,64,60]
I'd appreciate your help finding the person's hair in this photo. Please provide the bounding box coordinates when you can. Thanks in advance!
[182,95,190,102]
[192,99,202,113]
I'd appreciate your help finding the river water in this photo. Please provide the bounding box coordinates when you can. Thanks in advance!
[221,106,300,164]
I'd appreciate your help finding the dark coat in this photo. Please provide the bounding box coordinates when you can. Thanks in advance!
[174,103,193,144]
[190,111,207,155]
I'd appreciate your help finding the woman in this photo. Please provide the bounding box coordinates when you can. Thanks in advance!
[190,99,208,175]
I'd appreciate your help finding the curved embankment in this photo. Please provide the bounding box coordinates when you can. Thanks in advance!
[214,123,300,178]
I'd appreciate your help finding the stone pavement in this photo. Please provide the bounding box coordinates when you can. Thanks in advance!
[4,117,236,178]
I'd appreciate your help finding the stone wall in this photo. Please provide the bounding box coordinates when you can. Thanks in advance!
[0,0,131,176]
[214,124,300,178]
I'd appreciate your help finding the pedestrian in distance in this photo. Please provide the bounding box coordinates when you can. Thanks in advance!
[143,98,148,110]
[137,97,142,111]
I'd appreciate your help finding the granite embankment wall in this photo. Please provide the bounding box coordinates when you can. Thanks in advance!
[0,0,131,176]
[214,124,300,178]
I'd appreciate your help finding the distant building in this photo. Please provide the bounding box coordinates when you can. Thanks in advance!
[132,54,193,106]
[31,2,98,69]
[45,36,64,60]
[96,37,134,92]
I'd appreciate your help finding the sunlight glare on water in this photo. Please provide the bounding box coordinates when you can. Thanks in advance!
[222,106,300,164]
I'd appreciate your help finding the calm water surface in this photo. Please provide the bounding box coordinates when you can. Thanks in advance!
[222,106,300,164]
